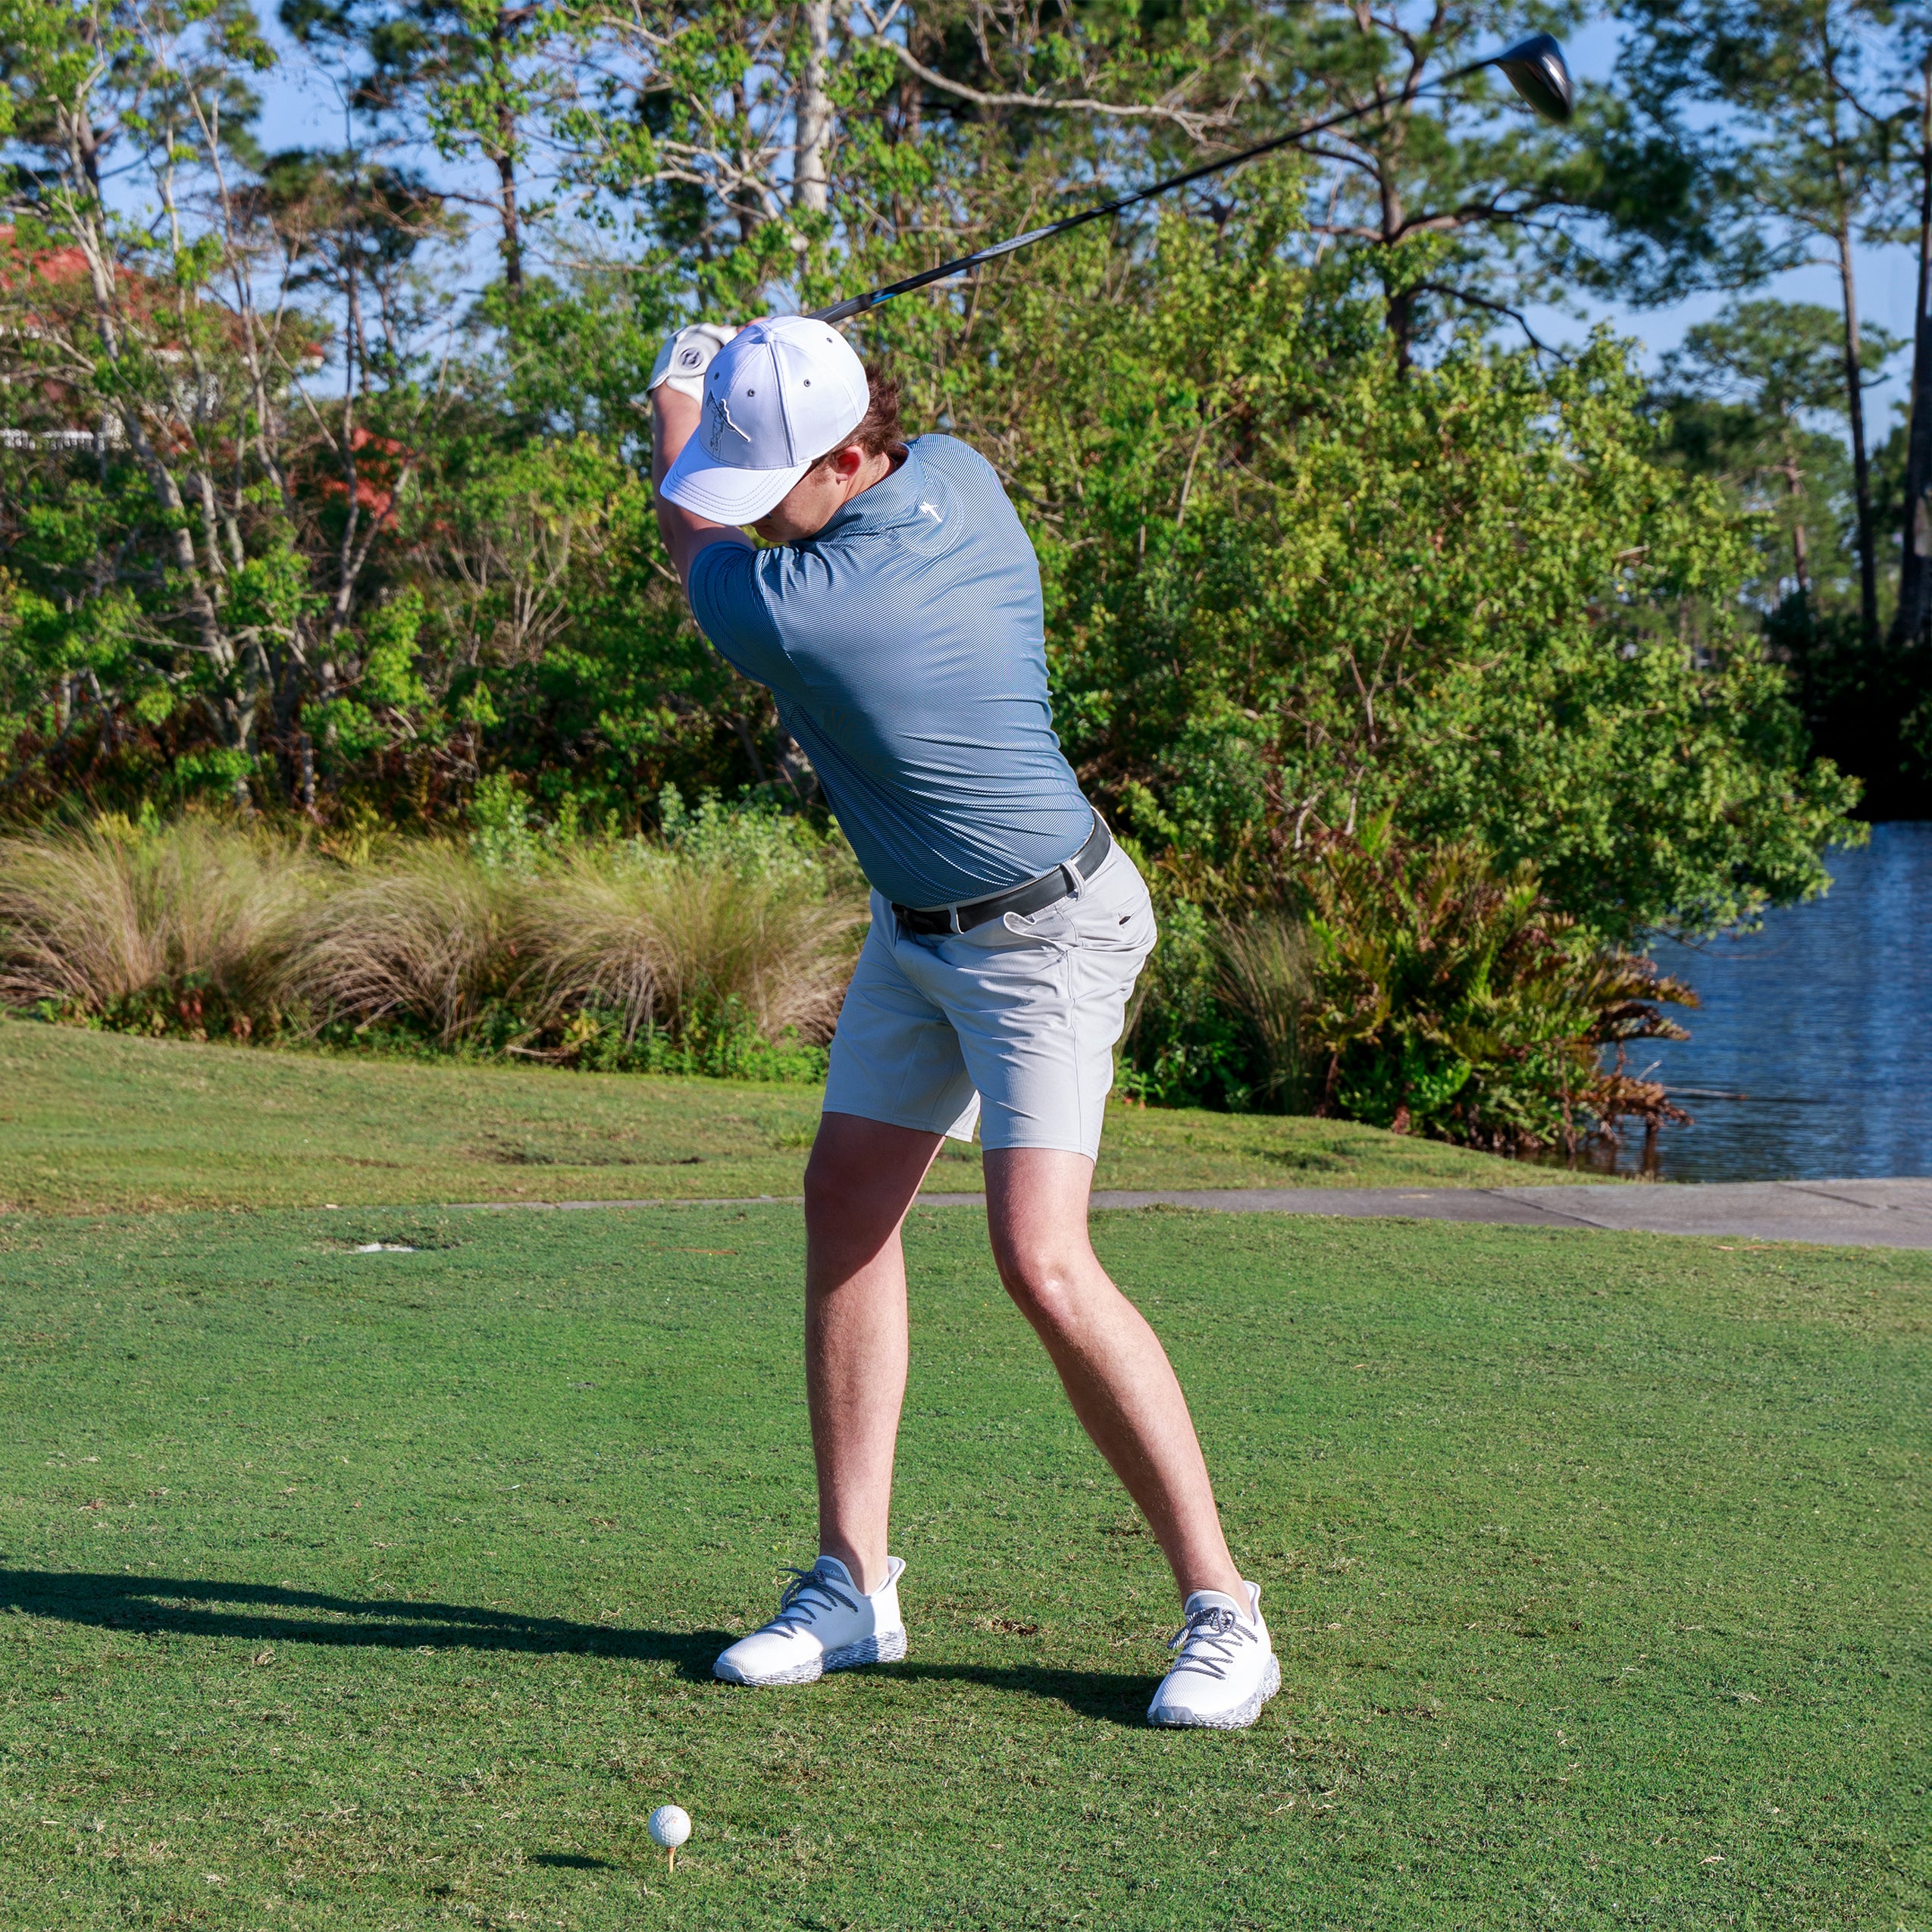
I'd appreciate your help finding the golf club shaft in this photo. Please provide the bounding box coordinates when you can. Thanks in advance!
[810,55,1494,325]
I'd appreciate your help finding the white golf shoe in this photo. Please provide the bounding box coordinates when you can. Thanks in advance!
[712,1555,907,1686]
[1146,1580,1280,1730]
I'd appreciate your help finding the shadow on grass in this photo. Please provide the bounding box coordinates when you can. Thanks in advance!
[0,1567,723,1675]
[885,1660,1154,1725]
[0,1569,1156,1721]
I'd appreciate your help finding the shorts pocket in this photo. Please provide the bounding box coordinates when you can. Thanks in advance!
[958,850,1154,957]
[1058,866,1156,958]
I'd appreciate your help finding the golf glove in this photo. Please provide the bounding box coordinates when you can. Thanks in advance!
[648,322,738,402]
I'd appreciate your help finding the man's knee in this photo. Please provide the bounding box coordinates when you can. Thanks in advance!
[993,1237,1093,1335]
[803,1149,888,1260]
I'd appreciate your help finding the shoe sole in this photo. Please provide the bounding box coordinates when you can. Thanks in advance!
[714,1627,907,1688]
[1148,1652,1281,1730]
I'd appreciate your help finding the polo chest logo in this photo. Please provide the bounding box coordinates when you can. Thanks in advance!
[893,472,963,557]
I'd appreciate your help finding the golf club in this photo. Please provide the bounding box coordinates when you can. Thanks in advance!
[810,33,1573,325]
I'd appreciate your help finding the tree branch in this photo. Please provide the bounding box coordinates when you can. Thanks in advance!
[1415,281,1567,356]
[866,32,1240,139]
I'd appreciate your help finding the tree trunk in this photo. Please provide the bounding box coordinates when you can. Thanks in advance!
[490,9,523,291]
[1776,455,1811,615]
[1377,161,1411,371]
[1891,68,1932,650]
[794,0,831,217]
[1836,224,1880,645]
[495,142,522,291]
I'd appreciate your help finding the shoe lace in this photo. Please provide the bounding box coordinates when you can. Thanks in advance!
[1165,1605,1252,1681]
[767,1564,858,1636]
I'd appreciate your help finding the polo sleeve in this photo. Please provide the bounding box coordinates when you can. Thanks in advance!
[687,539,791,689]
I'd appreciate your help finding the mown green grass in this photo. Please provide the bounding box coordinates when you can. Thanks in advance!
[0,1017,1576,1216]
[1,1204,1924,1929]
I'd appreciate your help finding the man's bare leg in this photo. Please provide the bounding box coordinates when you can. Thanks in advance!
[985,1147,1247,1604]
[803,1121,1244,1607]
[802,1111,944,1594]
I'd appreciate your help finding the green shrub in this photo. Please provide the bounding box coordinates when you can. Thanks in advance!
[1282,819,1694,1150]
[1117,886,1253,1110]
[569,1001,833,1085]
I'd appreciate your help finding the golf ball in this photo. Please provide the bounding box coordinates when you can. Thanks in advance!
[648,1805,691,1850]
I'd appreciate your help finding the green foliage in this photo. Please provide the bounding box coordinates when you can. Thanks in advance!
[653,784,850,891]
[887,202,1857,943]
[1770,601,1932,819]
[467,770,544,873]
[1646,294,1932,816]
[1616,0,1912,682]
[1652,297,1878,614]
[1281,819,1695,1150]
[0,0,1882,1139]
[1118,882,1253,1112]
[568,1000,832,1086]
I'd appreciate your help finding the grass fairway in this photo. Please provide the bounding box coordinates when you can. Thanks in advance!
[0,1018,1568,1216]
[1,1204,1925,1929]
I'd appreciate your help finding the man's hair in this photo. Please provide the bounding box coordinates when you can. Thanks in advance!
[809,362,904,471]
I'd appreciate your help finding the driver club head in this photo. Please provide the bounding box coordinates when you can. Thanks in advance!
[1494,32,1574,124]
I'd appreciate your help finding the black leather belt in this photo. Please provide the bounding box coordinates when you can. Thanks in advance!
[893,815,1111,937]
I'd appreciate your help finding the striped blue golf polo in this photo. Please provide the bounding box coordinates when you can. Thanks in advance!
[686,434,1094,910]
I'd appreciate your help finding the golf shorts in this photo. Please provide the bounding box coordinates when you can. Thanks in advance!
[822,841,1157,1161]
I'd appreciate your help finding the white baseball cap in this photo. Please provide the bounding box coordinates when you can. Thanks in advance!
[660,315,870,524]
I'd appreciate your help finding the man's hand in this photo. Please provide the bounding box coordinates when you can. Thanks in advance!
[647,322,738,403]
[650,325,750,594]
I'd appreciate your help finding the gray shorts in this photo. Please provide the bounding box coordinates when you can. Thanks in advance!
[822,843,1157,1161]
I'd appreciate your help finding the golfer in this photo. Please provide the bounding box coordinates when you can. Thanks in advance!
[647,315,1276,1730]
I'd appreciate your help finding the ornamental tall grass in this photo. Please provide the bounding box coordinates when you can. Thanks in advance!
[521,843,862,1050]
[279,847,525,1046]
[1214,912,1310,1109]
[0,806,866,1073]
[0,819,320,1027]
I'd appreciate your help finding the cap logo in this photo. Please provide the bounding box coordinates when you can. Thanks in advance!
[703,386,753,457]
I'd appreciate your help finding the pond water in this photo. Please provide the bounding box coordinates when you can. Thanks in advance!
[1587,821,1932,1182]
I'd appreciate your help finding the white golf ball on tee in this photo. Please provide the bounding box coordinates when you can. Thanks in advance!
[648,1804,691,1851]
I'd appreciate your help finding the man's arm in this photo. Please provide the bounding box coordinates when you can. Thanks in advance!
[651,385,750,596]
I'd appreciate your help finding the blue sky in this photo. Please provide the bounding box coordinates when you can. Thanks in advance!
[1517,15,1921,431]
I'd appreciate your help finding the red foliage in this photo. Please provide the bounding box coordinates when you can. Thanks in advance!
[313,424,415,522]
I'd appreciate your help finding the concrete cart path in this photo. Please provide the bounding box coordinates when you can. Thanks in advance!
[1072,1179,1932,1248]
[457,1178,1932,1249]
